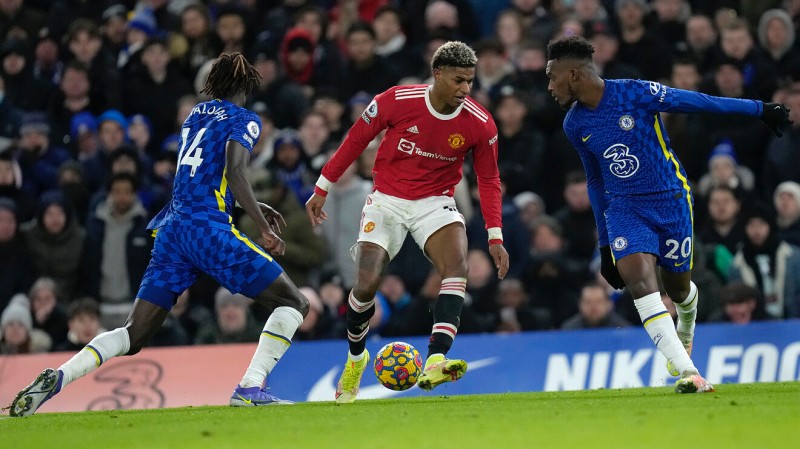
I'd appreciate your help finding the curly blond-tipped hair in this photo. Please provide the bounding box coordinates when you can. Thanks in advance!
[431,41,477,70]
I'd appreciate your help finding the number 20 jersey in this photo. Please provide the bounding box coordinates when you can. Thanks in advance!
[147,98,261,232]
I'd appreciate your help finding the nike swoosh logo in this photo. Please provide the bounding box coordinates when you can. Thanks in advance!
[236,393,252,405]
[582,134,591,142]
[674,260,688,267]
[306,357,499,401]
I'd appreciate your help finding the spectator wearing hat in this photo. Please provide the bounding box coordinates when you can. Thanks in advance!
[84,172,152,328]
[123,37,192,150]
[118,6,158,76]
[513,191,546,231]
[292,5,345,93]
[0,294,51,355]
[194,287,262,345]
[268,129,315,205]
[239,167,326,288]
[729,202,800,319]
[22,190,87,302]
[1,38,51,111]
[757,9,800,87]
[31,27,63,88]
[100,4,129,61]
[346,91,372,127]
[0,198,35,310]
[55,297,104,352]
[15,112,71,197]
[127,113,158,162]
[280,26,318,92]
[174,3,220,81]
[0,150,35,223]
[248,46,310,130]
[64,19,122,110]
[69,111,98,160]
[82,108,128,191]
[695,139,756,202]
[28,276,69,348]
[311,91,347,144]
[774,181,800,247]
[763,89,800,198]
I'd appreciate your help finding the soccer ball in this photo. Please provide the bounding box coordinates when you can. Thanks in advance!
[374,341,423,391]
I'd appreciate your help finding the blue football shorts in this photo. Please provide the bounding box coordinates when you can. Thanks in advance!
[137,222,284,310]
[604,190,694,273]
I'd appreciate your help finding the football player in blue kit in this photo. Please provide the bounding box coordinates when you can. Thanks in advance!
[8,53,309,416]
[546,36,792,393]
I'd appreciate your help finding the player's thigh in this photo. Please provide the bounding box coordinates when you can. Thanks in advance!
[654,195,694,274]
[354,191,408,260]
[408,195,466,262]
[423,223,468,277]
[194,226,284,299]
[605,199,659,262]
[137,230,200,311]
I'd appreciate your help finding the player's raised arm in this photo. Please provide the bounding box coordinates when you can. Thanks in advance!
[226,140,285,255]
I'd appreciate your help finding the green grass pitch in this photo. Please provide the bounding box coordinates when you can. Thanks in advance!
[2,382,798,449]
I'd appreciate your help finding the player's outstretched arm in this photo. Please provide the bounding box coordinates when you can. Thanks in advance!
[225,140,285,255]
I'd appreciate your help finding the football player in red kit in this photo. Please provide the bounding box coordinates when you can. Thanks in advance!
[306,41,509,403]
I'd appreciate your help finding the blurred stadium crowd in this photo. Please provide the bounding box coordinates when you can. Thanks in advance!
[2,0,800,354]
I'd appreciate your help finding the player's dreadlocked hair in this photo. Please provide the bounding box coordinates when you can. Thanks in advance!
[431,41,477,70]
[547,36,595,62]
[201,53,261,99]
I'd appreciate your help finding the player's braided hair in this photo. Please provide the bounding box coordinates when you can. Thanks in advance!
[201,52,261,99]
[431,41,477,70]
[547,36,595,62]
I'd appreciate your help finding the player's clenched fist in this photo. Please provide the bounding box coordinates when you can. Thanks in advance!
[261,229,286,255]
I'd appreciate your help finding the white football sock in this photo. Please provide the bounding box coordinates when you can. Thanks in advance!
[240,306,304,388]
[675,281,698,339]
[634,292,696,375]
[58,327,131,388]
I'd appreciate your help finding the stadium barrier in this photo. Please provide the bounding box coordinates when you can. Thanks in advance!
[1,320,798,413]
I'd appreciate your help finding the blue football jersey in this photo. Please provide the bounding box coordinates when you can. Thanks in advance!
[148,99,261,231]
[563,79,762,245]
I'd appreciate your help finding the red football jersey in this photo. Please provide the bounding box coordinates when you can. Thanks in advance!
[320,85,502,229]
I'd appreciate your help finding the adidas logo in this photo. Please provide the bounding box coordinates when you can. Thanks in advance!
[407,125,419,134]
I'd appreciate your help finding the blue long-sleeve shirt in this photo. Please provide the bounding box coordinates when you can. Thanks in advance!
[562,79,763,246]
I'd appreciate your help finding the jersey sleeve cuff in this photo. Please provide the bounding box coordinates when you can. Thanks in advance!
[487,227,503,245]
[314,175,333,197]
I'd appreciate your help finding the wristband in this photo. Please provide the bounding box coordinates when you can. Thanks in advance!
[487,227,503,245]
[314,175,333,197]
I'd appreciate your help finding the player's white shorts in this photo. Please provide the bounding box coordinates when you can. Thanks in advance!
[352,190,465,260]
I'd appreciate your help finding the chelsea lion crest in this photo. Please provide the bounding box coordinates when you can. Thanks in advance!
[618,115,635,131]
[612,236,628,251]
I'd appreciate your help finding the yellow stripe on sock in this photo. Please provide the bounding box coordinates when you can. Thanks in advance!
[262,330,291,345]
[85,346,102,367]
[643,311,671,327]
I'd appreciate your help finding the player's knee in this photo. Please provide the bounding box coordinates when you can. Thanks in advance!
[293,291,310,318]
[665,285,690,302]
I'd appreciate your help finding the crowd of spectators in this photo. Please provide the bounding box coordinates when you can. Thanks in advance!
[2,0,800,355]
